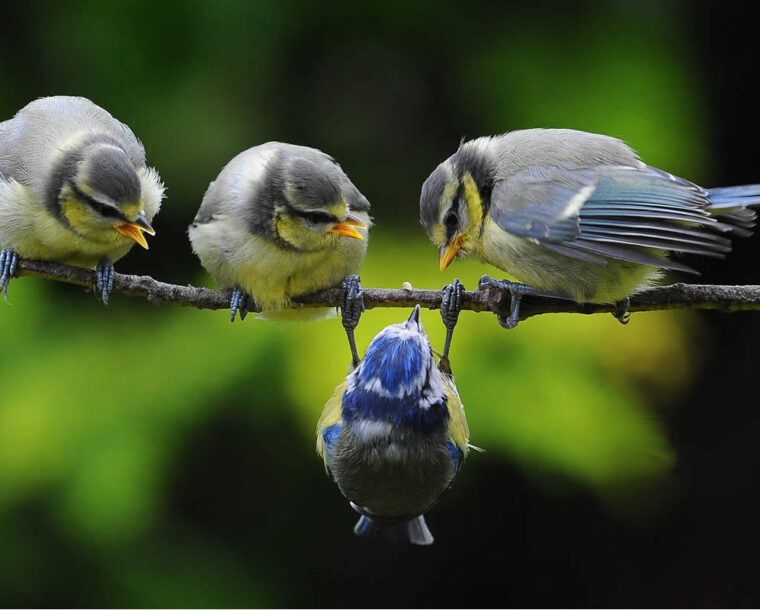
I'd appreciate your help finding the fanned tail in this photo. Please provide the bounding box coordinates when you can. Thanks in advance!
[708,184,760,236]
[353,514,434,546]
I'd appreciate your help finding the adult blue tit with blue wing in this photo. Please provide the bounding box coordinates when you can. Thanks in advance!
[0,96,164,303]
[188,142,371,366]
[420,128,760,328]
[317,302,470,545]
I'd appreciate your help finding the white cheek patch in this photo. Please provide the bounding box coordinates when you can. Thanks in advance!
[418,365,445,410]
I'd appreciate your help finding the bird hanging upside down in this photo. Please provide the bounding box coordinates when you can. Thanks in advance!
[317,290,471,546]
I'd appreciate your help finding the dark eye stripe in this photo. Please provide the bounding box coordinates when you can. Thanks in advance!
[300,210,338,224]
[69,182,125,219]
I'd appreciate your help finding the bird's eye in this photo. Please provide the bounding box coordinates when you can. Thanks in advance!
[89,200,117,217]
[303,211,335,224]
[444,211,458,229]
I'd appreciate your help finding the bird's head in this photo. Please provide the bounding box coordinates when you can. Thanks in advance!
[419,141,494,271]
[55,140,156,248]
[342,306,448,435]
[274,157,367,250]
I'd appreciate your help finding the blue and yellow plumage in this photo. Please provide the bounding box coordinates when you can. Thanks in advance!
[420,129,760,328]
[317,305,469,545]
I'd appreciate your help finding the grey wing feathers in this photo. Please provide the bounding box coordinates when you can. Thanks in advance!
[489,166,598,242]
[489,164,748,272]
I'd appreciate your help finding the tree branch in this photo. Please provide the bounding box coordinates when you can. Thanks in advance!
[14,258,760,322]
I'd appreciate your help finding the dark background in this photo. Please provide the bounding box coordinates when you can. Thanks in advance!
[0,0,759,607]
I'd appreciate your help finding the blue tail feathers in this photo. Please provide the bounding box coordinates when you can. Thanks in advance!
[707,184,760,236]
[353,514,434,545]
[707,184,760,208]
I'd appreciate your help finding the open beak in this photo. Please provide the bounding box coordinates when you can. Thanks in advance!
[115,213,155,250]
[439,234,464,271]
[330,213,366,240]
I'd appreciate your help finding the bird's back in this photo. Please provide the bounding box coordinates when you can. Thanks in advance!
[0,96,146,199]
[193,141,369,226]
[482,128,642,178]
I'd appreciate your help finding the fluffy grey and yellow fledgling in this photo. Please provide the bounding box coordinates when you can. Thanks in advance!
[420,129,760,328]
[0,96,164,302]
[188,142,371,364]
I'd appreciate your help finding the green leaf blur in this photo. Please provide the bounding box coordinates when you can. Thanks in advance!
[0,1,718,606]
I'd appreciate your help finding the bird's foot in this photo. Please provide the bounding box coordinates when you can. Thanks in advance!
[478,275,572,330]
[95,258,115,305]
[613,297,631,325]
[0,247,19,301]
[340,274,364,369]
[230,286,252,322]
[439,278,464,374]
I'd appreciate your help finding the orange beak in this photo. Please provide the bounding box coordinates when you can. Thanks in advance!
[329,213,366,240]
[439,234,464,271]
[115,214,155,250]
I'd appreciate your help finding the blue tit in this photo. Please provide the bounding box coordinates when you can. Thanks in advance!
[420,128,760,327]
[188,142,371,365]
[0,96,164,303]
[316,305,470,545]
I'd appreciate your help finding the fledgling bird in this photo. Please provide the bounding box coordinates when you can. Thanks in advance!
[188,142,371,365]
[0,96,163,302]
[317,298,470,546]
[420,128,760,328]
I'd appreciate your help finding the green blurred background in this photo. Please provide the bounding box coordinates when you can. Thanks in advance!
[1,0,759,606]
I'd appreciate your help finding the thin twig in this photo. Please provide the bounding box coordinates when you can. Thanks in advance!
[14,258,760,322]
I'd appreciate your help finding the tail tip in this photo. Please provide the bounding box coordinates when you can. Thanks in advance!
[353,514,434,546]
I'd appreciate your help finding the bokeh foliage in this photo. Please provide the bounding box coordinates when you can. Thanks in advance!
[0,1,746,607]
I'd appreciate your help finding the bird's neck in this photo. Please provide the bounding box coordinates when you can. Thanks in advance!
[341,386,449,437]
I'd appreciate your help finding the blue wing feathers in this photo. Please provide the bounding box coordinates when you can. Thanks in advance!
[562,240,699,273]
[494,163,759,268]
[581,206,714,223]
[540,242,609,266]
[574,166,737,261]
[322,423,341,452]
[580,219,731,241]
[579,230,729,257]
[447,442,464,472]
[706,185,759,235]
